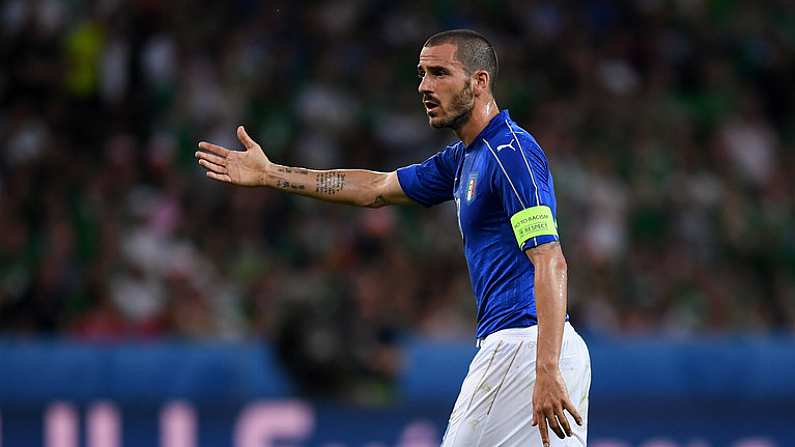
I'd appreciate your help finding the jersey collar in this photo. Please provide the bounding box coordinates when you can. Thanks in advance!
[464,109,511,152]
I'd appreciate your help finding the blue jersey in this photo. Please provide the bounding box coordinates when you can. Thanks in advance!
[397,110,560,338]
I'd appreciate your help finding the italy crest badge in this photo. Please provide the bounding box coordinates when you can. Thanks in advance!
[466,173,478,203]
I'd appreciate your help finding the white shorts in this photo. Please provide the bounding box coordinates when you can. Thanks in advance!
[441,322,591,447]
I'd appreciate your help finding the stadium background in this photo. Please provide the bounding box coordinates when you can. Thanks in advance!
[1,0,794,446]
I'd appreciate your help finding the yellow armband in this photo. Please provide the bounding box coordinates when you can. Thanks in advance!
[510,206,558,247]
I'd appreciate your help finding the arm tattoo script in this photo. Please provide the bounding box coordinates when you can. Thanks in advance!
[316,172,345,195]
[277,167,309,176]
[275,179,305,191]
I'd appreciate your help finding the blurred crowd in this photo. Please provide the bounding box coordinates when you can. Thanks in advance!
[2,0,795,398]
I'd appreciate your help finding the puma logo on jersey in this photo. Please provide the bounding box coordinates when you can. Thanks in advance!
[496,141,516,152]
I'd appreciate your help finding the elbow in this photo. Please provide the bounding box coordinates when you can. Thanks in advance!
[361,175,391,208]
[538,252,567,284]
[528,243,567,273]
[360,193,389,208]
[553,252,567,272]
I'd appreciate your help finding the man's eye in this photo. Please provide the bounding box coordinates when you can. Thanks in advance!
[418,72,425,79]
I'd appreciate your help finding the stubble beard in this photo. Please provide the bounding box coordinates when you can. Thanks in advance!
[431,82,475,131]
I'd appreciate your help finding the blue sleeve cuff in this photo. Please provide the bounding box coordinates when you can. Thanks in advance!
[521,234,560,252]
[397,165,433,208]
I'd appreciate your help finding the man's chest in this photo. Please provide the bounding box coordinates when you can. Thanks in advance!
[453,151,502,238]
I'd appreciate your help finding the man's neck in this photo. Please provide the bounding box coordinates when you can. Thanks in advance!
[456,99,499,146]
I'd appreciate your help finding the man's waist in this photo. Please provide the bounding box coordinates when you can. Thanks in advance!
[473,297,537,340]
[476,321,574,348]
[475,322,538,347]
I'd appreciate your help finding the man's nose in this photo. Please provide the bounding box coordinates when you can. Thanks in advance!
[418,75,431,95]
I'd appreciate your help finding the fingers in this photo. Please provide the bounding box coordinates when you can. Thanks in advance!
[197,159,228,175]
[195,145,231,184]
[537,412,550,447]
[198,158,232,183]
[195,150,227,166]
[555,406,572,438]
[563,397,583,426]
[536,412,573,443]
[236,125,258,150]
[197,141,230,157]
[547,407,565,439]
[205,171,232,183]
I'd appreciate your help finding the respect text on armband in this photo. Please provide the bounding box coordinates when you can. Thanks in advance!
[510,206,558,247]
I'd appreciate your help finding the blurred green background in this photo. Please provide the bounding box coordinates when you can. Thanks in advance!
[1,0,794,403]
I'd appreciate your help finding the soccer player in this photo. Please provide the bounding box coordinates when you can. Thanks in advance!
[195,29,591,447]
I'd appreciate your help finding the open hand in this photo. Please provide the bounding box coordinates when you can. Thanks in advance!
[532,367,583,446]
[196,126,271,186]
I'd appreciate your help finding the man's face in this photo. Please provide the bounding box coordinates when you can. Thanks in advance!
[417,43,475,129]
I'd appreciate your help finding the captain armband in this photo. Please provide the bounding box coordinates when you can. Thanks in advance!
[510,205,558,247]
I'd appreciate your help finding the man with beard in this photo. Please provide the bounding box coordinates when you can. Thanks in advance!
[195,29,591,447]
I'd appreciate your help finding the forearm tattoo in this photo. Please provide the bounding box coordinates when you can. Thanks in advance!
[315,172,345,195]
[276,167,309,176]
[275,179,305,191]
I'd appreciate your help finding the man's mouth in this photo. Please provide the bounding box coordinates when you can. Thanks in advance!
[424,99,440,114]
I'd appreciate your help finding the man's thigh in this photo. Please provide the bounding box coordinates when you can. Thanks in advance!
[481,328,590,446]
[441,325,591,447]
[440,338,521,446]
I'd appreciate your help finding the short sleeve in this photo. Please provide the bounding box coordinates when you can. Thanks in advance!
[488,133,559,251]
[396,144,460,207]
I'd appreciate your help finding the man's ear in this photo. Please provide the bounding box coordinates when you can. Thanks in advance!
[473,70,490,96]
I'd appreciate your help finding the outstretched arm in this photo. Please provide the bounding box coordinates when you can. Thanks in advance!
[196,126,412,208]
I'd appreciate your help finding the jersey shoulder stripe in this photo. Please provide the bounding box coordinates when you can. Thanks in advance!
[483,138,526,209]
[504,119,541,207]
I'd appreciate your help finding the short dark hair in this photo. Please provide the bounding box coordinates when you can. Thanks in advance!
[424,29,498,92]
